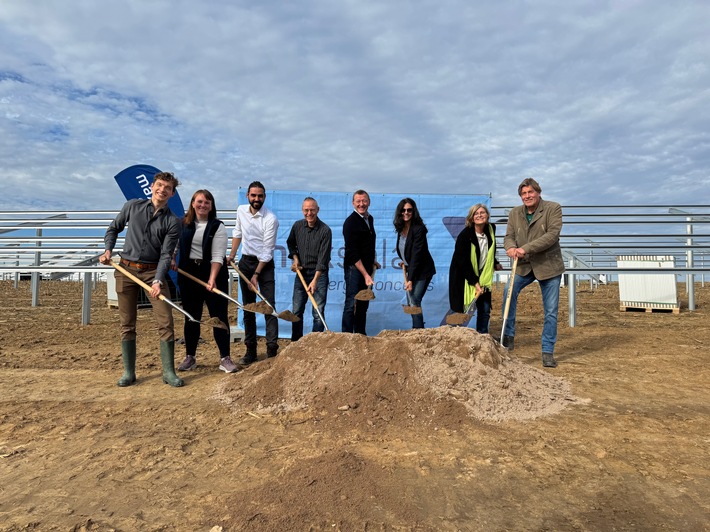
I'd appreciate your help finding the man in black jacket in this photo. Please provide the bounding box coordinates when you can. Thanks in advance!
[341,190,379,335]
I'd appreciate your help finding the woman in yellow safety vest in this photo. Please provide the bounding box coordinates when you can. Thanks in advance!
[448,203,503,333]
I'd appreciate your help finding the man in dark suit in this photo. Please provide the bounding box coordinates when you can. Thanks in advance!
[341,189,379,335]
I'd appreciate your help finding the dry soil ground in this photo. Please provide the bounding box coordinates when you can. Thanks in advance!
[0,279,708,531]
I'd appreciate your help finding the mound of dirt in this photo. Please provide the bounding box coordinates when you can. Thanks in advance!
[213,327,582,426]
[243,301,274,314]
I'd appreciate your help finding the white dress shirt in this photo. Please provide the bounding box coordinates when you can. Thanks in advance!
[232,204,279,262]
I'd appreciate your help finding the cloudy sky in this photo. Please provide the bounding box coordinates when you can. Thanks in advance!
[1,0,708,212]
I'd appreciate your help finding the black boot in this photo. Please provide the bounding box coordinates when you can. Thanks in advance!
[160,340,185,387]
[266,344,278,359]
[117,339,137,387]
[502,335,515,350]
[542,352,558,368]
[238,342,257,366]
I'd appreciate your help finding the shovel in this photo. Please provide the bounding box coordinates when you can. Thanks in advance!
[354,267,376,301]
[294,264,329,331]
[110,261,228,330]
[229,261,300,322]
[401,265,422,315]
[445,292,479,326]
[176,267,257,315]
[500,257,518,346]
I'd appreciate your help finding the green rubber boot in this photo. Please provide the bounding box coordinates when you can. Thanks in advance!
[117,339,137,387]
[160,340,184,387]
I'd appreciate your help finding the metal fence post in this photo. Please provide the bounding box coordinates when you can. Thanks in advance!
[686,217,695,311]
[31,228,42,306]
[82,271,93,325]
[568,256,576,327]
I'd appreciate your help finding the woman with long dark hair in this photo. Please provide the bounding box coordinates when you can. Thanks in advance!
[176,190,238,373]
[393,198,436,328]
[449,203,502,333]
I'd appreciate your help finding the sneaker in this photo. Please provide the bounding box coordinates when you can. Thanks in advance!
[502,335,515,350]
[178,355,196,371]
[219,356,240,373]
[542,352,558,368]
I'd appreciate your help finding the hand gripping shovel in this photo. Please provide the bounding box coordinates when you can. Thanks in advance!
[401,265,422,315]
[295,266,329,331]
[445,292,478,326]
[110,261,228,330]
[354,267,376,301]
[176,267,257,315]
[500,257,518,346]
[229,261,300,322]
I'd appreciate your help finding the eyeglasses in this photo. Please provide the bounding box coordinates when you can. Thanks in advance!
[401,208,413,213]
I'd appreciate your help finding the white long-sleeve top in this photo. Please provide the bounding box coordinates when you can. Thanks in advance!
[231,204,279,262]
[190,221,228,263]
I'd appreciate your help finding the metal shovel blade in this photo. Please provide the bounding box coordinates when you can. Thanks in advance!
[243,301,274,315]
[445,295,478,325]
[445,312,471,325]
[355,287,375,301]
[201,316,230,330]
[276,309,300,322]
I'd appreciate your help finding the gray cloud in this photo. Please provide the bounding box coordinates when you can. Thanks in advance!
[1,0,708,211]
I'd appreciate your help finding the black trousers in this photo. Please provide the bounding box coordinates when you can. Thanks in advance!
[179,260,230,359]
[238,255,278,350]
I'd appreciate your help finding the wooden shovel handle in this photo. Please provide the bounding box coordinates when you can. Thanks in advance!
[296,268,320,310]
[177,268,226,297]
[112,261,168,302]
[500,257,518,340]
[502,258,518,315]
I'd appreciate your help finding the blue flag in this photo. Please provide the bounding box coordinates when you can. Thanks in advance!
[113,164,185,217]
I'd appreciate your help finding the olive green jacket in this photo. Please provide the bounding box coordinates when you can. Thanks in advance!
[503,199,565,280]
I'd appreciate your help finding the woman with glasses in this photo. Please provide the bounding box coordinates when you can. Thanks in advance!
[448,203,502,333]
[393,198,436,328]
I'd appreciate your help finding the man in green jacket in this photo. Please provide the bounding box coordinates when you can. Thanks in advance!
[502,178,565,368]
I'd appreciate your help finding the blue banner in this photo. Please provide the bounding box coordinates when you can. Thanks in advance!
[113,164,185,218]
[234,189,491,337]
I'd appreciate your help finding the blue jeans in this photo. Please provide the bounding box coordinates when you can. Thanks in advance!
[408,276,432,329]
[503,272,561,354]
[291,269,329,341]
[341,264,369,335]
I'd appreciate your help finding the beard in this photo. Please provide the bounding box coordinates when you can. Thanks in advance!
[249,199,263,211]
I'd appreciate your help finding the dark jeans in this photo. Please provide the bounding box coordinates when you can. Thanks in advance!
[341,264,369,335]
[238,255,278,351]
[474,289,492,334]
[291,269,329,341]
[180,262,230,359]
[408,276,432,329]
